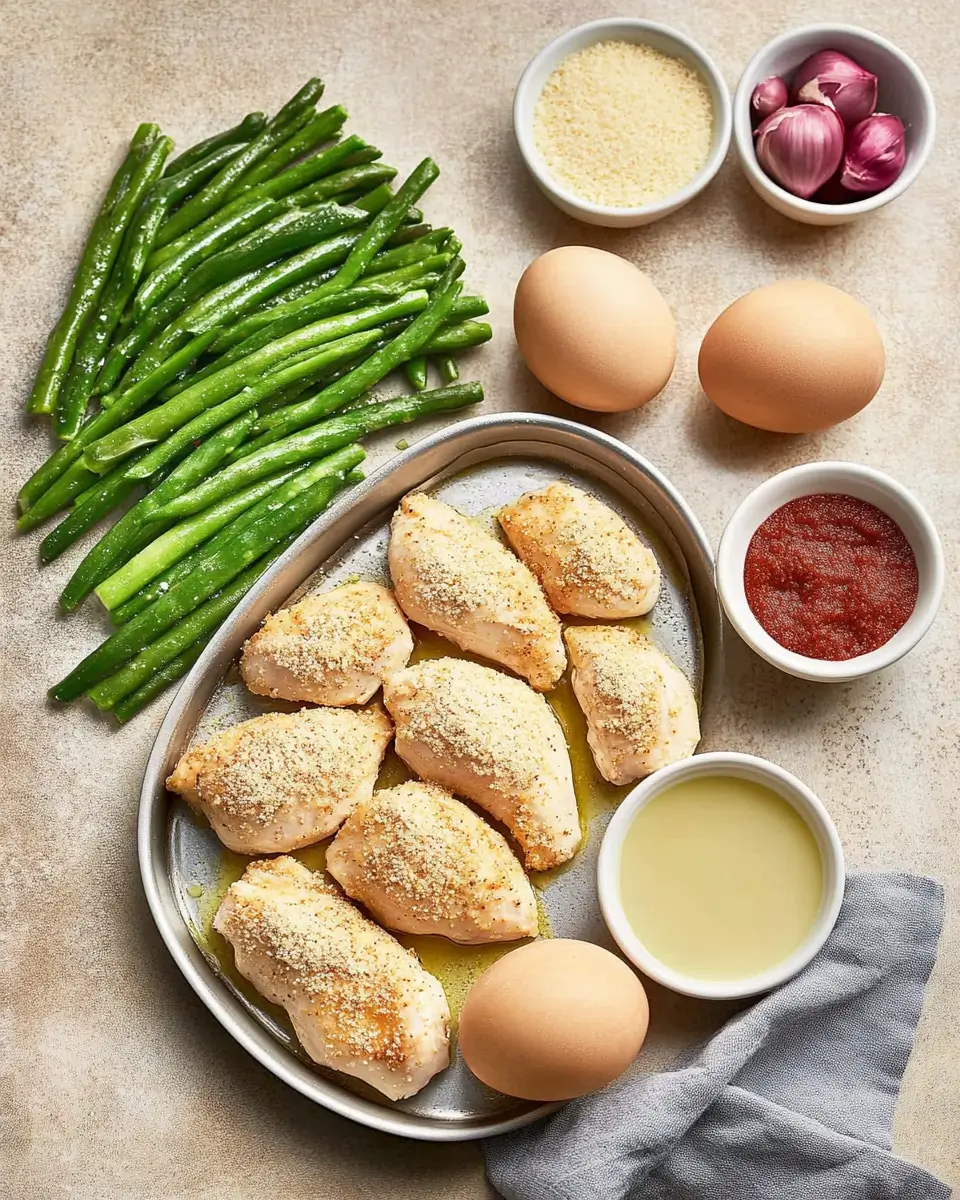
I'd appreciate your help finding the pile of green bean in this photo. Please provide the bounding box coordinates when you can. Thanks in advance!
[18,78,491,722]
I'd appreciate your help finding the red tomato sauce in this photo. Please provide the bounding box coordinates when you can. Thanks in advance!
[743,494,918,661]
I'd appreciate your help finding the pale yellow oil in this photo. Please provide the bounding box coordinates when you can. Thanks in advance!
[619,776,823,982]
[193,622,628,1025]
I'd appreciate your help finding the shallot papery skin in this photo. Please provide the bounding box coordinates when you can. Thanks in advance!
[755,104,845,199]
[751,76,788,120]
[792,48,878,126]
[841,113,907,194]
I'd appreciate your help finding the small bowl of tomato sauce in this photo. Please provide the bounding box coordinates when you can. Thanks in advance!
[716,462,943,682]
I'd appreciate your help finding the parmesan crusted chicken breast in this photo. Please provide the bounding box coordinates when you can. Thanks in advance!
[166,706,393,854]
[240,582,413,706]
[327,780,539,943]
[565,625,699,786]
[382,658,580,872]
[214,856,450,1100]
[388,492,565,691]
[499,482,661,618]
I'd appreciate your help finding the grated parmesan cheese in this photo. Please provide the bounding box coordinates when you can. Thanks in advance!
[533,40,714,208]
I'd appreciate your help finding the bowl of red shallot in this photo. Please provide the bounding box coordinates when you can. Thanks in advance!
[734,24,935,225]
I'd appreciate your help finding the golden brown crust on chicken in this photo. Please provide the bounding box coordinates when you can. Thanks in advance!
[166,706,393,854]
[240,582,413,706]
[565,625,699,785]
[382,658,580,872]
[214,856,450,1100]
[499,482,661,619]
[327,781,539,943]
[388,492,565,691]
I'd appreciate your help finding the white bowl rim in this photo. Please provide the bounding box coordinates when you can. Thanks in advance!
[716,461,944,683]
[734,22,937,216]
[597,751,846,1000]
[514,17,733,220]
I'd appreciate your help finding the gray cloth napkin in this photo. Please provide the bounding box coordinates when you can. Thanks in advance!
[485,873,949,1200]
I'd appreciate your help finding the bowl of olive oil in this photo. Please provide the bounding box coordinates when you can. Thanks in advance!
[597,752,845,999]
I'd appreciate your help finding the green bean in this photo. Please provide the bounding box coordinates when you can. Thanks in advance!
[55,142,182,440]
[112,644,206,721]
[152,382,482,527]
[165,112,267,175]
[86,290,428,474]
[59,412,258,611]
[404,357,428,390]
[320,158,440,296]
[111,463,359,625]
[290,163,397,208]
[17,332,218,524]
[182,201,369,299]
[96,465,304,610]
[270,77,325,127]
[28,124,160,417]
[120,324,397,483]
[154,106,315,249]
[145,135,373,273]
[51,451,361,702]
[436,355,460,384]
[253,259,465,443]
[39,450,150,563]
[133,197,286,318]
[227,105,346,196]
[419,319,493,356]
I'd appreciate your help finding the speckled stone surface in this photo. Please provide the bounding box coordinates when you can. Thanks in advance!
[1,1,957,1196]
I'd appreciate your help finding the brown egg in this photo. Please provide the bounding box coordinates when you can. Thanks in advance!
[458,939,649,1101]
[698,280,885,433]
[514,246,676,412]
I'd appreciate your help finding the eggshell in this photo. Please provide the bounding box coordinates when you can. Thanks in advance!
[698,280,885,433]
[514,246,676,413]
[458,938,649,1101]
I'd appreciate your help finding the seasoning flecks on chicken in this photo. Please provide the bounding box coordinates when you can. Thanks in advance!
[214,856,450,1101]
[166,706,393,854]
[565,625,699,785]
[382,658,580,872]
[498,481,661,618]
[240,581,413,706]
[388,492,565,691]
[327,781,539,944]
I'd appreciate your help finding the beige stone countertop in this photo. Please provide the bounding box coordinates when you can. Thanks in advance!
[1,0,957,1196]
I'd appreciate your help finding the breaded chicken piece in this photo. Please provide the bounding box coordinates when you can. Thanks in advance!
[499,482,661,618]
[214,856,450,1100]
[240,582,413,706]
[565,625,699,785]
[382,658,579,872]
[166,706,393,854]
[327,781,538,944]
[388,492,565,691]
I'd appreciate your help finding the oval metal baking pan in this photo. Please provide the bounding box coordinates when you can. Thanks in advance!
[138,412,722,1141]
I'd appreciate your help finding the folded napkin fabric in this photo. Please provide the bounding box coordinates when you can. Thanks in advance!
[485,873,949,1200]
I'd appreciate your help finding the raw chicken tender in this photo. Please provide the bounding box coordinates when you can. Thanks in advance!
[327,780,538,943]
[499,481,661,618]
[565,625,699,785]
[388,492,565,691]
[166,706,393,853]
[214,856,450,1100]
[383,658,579,872]
[240,581,413,706]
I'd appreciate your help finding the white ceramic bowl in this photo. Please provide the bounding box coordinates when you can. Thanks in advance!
[514,19,732,227]
[717,461,944,682]
[595,753,844,998]
[598,752,845,1000]
[734,23,936,225]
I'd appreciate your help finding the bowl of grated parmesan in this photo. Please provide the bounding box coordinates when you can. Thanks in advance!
[514,19,731,227]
